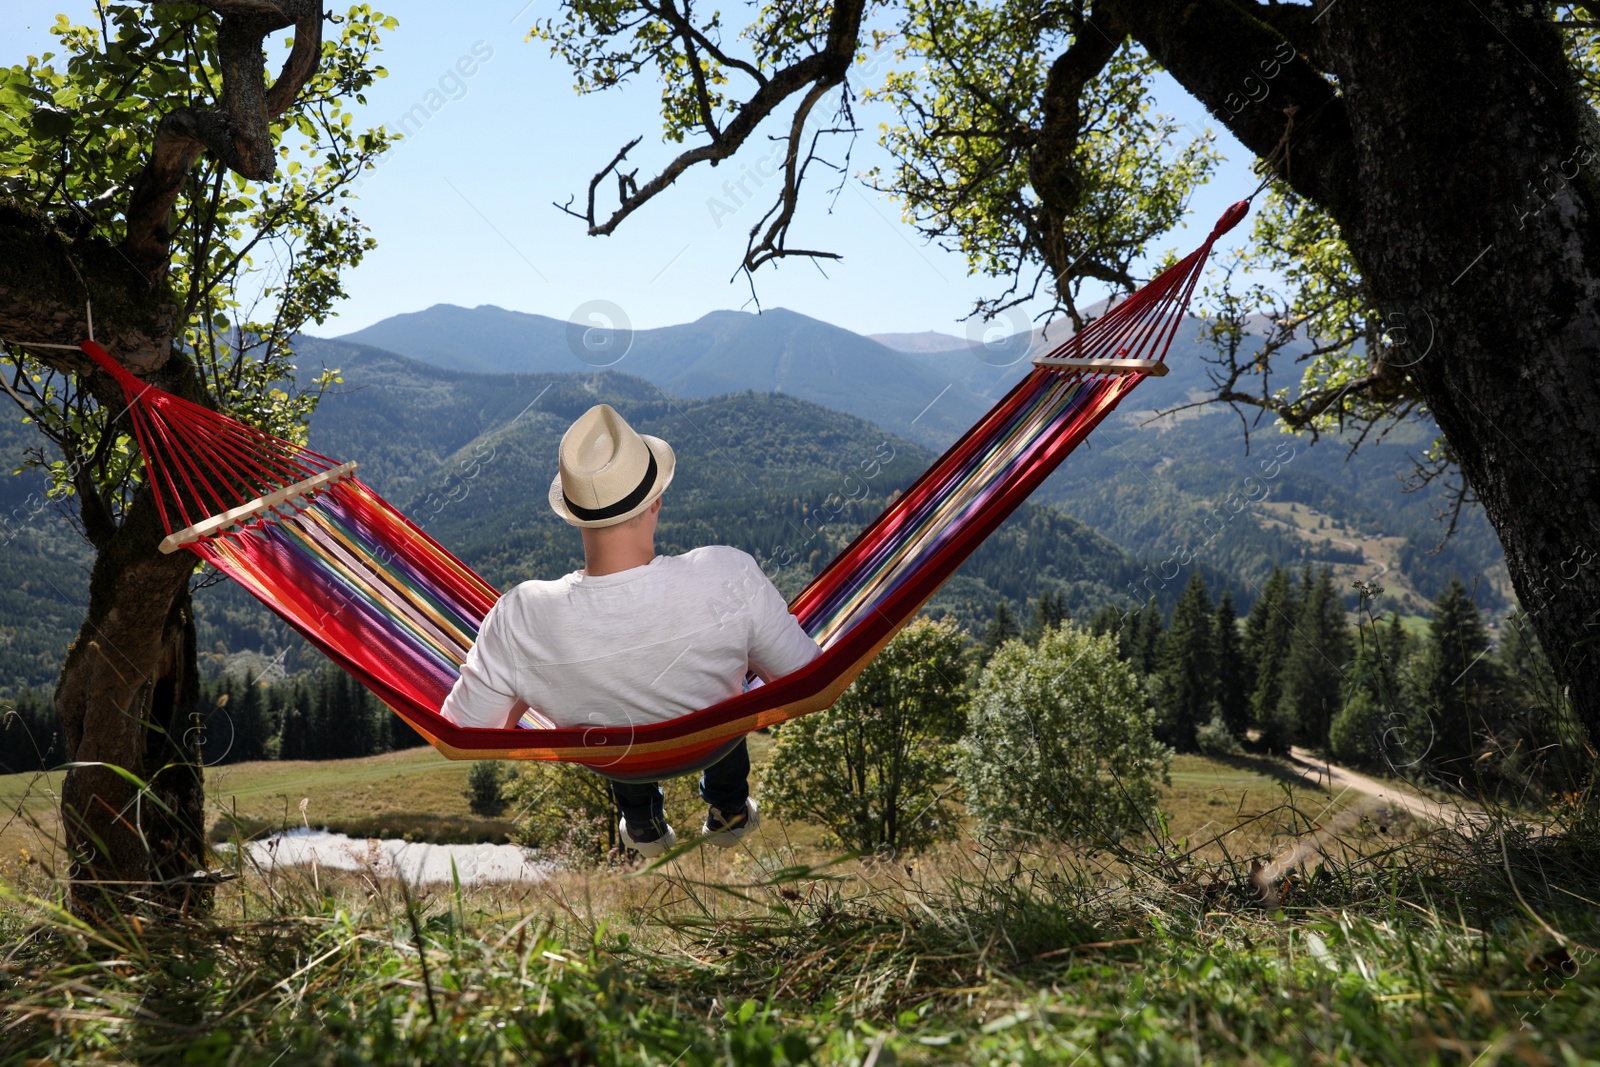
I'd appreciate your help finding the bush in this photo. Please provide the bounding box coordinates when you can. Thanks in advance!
[1195,713,1242,756]
[1330,692,1382,767]
[958,624,1169,843]
[466,760,510,817]
[763,618,968,856]
[505,762,617,863]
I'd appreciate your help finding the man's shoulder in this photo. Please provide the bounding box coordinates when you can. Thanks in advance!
[498,574,578,604]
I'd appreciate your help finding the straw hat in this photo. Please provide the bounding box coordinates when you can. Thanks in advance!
[548,404,675,528]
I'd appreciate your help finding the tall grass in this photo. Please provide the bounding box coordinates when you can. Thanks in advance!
[4,787,1600,1065]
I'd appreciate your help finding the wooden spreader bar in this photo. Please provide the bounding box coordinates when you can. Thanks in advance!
[159,460,359,553]
[1031,355,1169,376]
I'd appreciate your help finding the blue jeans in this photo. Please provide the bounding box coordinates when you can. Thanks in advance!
[609,738,750,839]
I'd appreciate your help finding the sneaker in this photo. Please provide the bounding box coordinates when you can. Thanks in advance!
[701,798,760,847]
[618,817,677,859]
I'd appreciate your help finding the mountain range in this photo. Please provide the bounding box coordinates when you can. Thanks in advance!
[0,303,1515,695]
[339,304,1008,450]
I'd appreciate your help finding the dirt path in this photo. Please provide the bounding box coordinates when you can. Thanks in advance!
[1285,747,1479,829]
[1247,748,1488,891]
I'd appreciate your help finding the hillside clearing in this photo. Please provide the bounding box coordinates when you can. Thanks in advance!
[4,743,1380,878]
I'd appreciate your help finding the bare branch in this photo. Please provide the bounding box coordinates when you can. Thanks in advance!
[556,138,644,227]
[571,0,867,239]
[1402,436,1476,551]
[742,81,855,273]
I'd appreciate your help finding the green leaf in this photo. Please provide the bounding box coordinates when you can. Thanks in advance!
[29,105,72,138]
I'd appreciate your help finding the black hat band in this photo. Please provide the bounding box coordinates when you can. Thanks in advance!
[563,449,659,522]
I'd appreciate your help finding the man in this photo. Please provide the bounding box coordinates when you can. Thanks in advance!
[440,403,821,857]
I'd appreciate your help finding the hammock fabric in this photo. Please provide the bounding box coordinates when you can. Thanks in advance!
[78,201,1247,782]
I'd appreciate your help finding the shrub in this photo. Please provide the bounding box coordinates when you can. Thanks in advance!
[466,760,509,817]
[958,624,1169,843]
[505,762,618,863]
[1330,691,1382,767]
[1195,713,1242,756]
[762,618,968,856]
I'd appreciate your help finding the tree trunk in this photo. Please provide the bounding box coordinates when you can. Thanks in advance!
[3,2,330,918]
[1323,5,1600,757]
[1113,0,1600,756]
[57,483,205,916]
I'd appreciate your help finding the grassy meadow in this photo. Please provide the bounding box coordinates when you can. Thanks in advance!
[2,743,1598,1064]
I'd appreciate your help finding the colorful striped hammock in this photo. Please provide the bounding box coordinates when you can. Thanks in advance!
[79,202,1246,782]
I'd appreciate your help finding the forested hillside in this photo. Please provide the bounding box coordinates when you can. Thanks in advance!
[305,349,1157,627]
[0,344,1156,695]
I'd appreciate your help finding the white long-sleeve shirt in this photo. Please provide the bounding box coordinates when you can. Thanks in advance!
[440,546,821,730]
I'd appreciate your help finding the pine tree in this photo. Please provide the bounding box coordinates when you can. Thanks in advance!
[0,688,61,773]
[1337,612,1418,769]
[1418,578,1500,772]
[1025,590,1067,645]
[1276,567,1353,750]
[1495,609,1587,793]
[369,681,394,755]
[1347,613,1411,713]
[1089,603,1124,640]
[340,669,376,758]
[1244,567,1296,751]
[313,666,342,758]
[1498,609,1559,712]
[1130,596,1165,677]
[222,681,262,764]
[277,682,308,761]
[980,600,1022,664]
[229,674,268,764]
[1214,590,1250,738]
[1153,575,1215,751]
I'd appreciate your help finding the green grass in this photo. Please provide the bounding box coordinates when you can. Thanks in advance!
[1,735,800,860]
[0,746,503,863]
[4,748,1597,1064]
[3,808,1599,1064]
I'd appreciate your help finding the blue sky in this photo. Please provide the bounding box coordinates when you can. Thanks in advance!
[2,1,1262,339]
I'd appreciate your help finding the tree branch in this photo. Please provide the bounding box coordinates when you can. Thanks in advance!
[741,81,854,273]
[571,0,867,241]
[0,201,172,371]
[1100,0,1359,225]
[122,0,323,279]
[1028,18,1126,322]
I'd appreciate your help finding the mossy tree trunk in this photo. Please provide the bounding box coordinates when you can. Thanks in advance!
[57,500,204,912]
